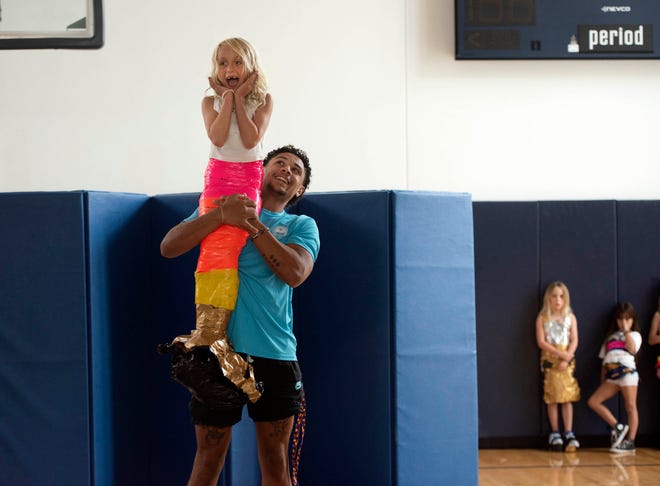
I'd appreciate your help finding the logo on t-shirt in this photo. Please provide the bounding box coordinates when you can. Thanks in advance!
[272,225,288,239]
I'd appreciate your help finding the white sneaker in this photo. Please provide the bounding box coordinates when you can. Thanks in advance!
[564,432,580,452]
[548,432,563,452]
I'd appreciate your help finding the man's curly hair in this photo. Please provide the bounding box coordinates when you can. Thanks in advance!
[263,145,312,208]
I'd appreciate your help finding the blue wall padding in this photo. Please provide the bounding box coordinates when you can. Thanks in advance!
[0,191,153,486]
[391,192,478,485]
[294,192,394,485]
[223,411,259,486]
[0,192,91,485]
[474,200,660,444]
[148,193,201,486]
[293,191,478,485]
[473,202,541,438]
[617,201,660,438]
[85,192,151,486]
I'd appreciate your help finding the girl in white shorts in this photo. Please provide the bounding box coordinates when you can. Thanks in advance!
[587,302,642,453]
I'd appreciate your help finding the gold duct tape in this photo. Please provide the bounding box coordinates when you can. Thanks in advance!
[173,304,232,348]
[210,339,262,403]
[195,269,239,309]
[172,304,262,402]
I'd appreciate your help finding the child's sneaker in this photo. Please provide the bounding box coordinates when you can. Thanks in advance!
[610,439,635,454]
[564,431,580,452]
[611,423,629,448]
[548,432,563,452]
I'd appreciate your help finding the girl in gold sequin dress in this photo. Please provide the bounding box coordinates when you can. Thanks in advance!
[535,281,581,452]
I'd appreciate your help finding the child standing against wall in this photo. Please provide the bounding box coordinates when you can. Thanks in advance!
[536,281,581,452]
[588,302,642,453]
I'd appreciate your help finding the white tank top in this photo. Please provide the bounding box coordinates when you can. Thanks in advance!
[209,96,264,162]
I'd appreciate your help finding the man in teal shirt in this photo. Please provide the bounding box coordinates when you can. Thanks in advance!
[160,145,319,486]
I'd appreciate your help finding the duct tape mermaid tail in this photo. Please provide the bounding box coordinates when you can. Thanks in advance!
[172,223,262,402]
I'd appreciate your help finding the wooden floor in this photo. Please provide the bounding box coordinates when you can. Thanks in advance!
[479,448,660,485]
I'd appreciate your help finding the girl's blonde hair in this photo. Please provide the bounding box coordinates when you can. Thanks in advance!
[540,281,573,318]
[210,37,268,107]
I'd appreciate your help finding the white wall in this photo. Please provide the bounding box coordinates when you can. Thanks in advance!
[407,0,660,200]
[0,0,658,200]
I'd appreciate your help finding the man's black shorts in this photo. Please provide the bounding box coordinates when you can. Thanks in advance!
[190,355,304,428]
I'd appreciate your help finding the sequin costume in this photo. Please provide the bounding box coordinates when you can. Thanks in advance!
[171,96,263,402]
[540,315,581,404]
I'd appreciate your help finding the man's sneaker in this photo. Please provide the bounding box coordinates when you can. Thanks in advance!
[611,423,629,448]
[548,432,563,452]
[564,431,580,452]
[610,439,635,454]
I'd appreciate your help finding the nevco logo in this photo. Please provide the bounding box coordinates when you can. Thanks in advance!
[578,24,653,53]
[601,6,632,13]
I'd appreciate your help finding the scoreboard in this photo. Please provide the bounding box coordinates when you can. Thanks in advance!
[455,0,657,59]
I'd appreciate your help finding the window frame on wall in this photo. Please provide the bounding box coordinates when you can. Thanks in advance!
[0,0,103,49]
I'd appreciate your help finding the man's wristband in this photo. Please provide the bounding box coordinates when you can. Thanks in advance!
[250,227,269,240]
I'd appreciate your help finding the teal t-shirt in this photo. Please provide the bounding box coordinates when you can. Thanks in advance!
[186,207,320,360]
[228,208,320,360]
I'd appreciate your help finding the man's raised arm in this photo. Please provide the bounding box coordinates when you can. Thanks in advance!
[160,194,259,258]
